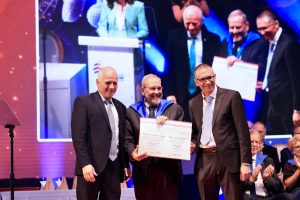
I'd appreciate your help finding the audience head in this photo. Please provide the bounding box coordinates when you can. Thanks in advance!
[166,95,177,104]
[253,121,267,140]
[194,64,216,96]
[288,134,300,158]
[256,9,280,41]
[250,130,263,156]
[182,5,204,37]
[227,9,249,42]
[141,74,163,107]
[294,125,300,136]
[96,66,118,99]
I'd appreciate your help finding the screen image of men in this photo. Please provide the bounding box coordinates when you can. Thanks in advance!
[71,67,130,200]
[125,74,184,200]
[166,4,220,120]
[256,10,300,135]
[189,64,251,200]
[219,9,268,123]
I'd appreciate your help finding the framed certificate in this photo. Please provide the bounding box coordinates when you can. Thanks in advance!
[138,118,192,160]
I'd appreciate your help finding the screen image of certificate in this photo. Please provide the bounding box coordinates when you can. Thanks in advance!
[138,118,192,160]
[212,56,258,101]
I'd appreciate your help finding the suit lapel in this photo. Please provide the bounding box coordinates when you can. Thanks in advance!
[212,87,224,126]
[112,98,123,134]
[93,92,111,129]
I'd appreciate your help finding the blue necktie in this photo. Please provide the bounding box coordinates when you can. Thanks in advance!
[188,37,196,94]
[105,100,118,161]
[201,96,213,145]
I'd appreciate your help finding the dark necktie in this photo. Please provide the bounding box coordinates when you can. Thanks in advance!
[105,100,118,161]
[148,106,156,118]
[232,42,239,56]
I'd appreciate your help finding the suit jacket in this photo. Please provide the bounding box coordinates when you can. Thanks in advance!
[280,147,293,171]
[219,33,268,81]
[268,31,300,114]
[262,144,280,173]
[243,155,283,197]
[71,92,129,181]
[97,1,149,39]
[165,26,221,104]
[189,87,251,174]
[124,101,184,186]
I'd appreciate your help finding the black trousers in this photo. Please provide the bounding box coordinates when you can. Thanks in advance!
[76,158,121,200]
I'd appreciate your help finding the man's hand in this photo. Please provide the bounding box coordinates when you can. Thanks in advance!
[130,146,148,161]
[256,81,263,90]
[240,164,251,181]
[82,164,98,182]
[124,168,132,181]
[263,164,274,180]
[250,164,262,183]
[293,112,300,126]
[226,55,239,66]
[190,142,196,154]
[156,116,169,125]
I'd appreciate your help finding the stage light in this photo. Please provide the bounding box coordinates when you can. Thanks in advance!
[144,40,166,73]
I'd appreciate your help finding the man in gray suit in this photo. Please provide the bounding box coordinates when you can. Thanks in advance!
[190,64,251,200]
[72,67,130,200]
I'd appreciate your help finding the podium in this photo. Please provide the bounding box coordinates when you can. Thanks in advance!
[39,63,87,141]
[78,36,144,107]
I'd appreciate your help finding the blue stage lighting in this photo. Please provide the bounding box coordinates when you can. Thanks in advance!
[266,0,300,37]
[144,40,166,73]
[204,10,228,41]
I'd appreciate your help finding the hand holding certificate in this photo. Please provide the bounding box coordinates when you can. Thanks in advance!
[212,56,258,101]
[138,118,192,160]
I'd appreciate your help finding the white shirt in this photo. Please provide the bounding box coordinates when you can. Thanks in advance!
[187,30,203,67]
[99,93,119,147]
[262,27,282,90]
[115,2,127,33]
[252,154,268,197]
[200,86,217,147]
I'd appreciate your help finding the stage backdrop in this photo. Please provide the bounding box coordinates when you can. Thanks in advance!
[0,0,75,179]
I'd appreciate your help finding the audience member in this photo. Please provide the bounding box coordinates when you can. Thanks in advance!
[281,125,300,170]
[253,121,281,173]
[219,9,268,122]
[283,135,300,199]
[166,4,220,120]
[97,0,149,39]
[243,131,291,200]
[124,74,184,200]
[171,0,209,22]
[71,67,130,200]
[256,10,300,135]
[189,64,251,200]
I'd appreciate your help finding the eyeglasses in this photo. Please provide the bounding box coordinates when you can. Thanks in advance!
[196,75,215,83]
[257,22,275,32]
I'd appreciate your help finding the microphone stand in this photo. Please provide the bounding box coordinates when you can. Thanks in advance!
[5,124,16,200]
[42,28,49,138]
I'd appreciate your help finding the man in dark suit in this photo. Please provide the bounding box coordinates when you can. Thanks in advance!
[219,9,268,123]
[71,67,130,200]
[124,74,184,200]
[165,4,220,120]
[252,121,281,173]
[189,64,251,200]
[256,10,300,135]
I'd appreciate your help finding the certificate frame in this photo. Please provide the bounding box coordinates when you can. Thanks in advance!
[138,118,192,160]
